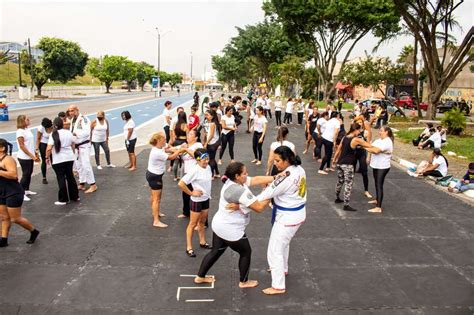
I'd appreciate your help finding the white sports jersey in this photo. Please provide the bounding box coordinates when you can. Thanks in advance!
[258,165,306,226]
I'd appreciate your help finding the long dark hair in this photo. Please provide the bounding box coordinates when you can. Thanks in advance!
[276,126,289,143]
[52,117,64,153]
[206,110,221,134]
[274,146,301,166]
[381,126,394,142]
[175,111,187,133]
[433,148,449,168]
[0,138,13,156]
[348,122,362,135]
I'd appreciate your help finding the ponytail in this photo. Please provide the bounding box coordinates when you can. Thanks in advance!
[276,126,289,143]
[52,117,64,153]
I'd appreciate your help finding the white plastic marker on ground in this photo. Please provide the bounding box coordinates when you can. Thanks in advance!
[176,274,215,303]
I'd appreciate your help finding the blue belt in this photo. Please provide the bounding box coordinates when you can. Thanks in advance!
[271,203,305,225]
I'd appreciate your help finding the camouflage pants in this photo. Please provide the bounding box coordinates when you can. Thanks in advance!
[335,164,354,206]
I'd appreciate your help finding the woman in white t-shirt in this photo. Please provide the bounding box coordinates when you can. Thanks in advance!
[146,132,182,228]
[91,111,115,169]
[417,148,449,178]
[162,100,173,143]
[218,106,237,165]
[46,117,79,205]
[296,99,305,125]
[203,110,221,178]
[284,98,294,124]
[274,96,283,127]
[266,126,296,176]
[194,162,277,287]
[121,110,137,171]
[36,118,53,184]
[368,126,394,213]
[318,112,341,174]
[178,148,213,258]
[16,115,40,201]
[251,106,268,165]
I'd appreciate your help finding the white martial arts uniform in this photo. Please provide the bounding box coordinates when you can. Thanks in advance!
[70,114,95,185]
[258,165,306,290]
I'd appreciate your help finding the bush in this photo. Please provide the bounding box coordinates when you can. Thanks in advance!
[442,108,466,135]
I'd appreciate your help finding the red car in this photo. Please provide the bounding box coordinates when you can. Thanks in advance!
[396,96,428,111]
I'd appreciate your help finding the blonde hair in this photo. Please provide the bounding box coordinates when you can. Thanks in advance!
[149,132,165,146]
[17,115,28,129]
[97,111,105,117]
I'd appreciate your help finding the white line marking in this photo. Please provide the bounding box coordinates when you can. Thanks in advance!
[185,300,215,303]
[176,274,215,301]
[111,117,118,120]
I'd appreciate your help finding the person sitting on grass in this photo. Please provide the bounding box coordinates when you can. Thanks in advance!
[412,123,433,146]
[416,148,448,178]
[437,125,447,146]
[418,128,441,150]
[449,163,474,193]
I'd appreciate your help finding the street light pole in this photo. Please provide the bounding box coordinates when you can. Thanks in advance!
[156,27,161,97]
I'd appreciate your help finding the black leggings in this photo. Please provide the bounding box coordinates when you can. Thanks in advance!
[39,142,48,178]
[18,158,34,191]
[312,132,322,159]
[264,109,272,119]
[275,111,282,126]
[164,126,170,143]
[297,112,304,125]
[182,183,193,217]
[219,131,235,160]
[319,138,334,170]
[422,170,443,177]
[252,131,264,161]
[373,168,390,208]
[284,113,292,124]
[197,233,251,282]
[52,161,79,203]
[206,142,220,176]
[355,149,369,191]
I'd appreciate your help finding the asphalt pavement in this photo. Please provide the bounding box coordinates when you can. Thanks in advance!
[0,113,473,314]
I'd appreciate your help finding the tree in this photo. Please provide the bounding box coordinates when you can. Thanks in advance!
[212,54,247,91]
[136,62,155,91]
[36,37,88,83]
[301,67,321,99]
[158,71,170,87]
[393,0,474,119]
[168,73,183,90]
[0,49,14,65]
[397,45,415,73]
[264,0,400,100]
[87,55,126,93]
[121,59,137,92]
[20,51,48,95]
[341,54,405,100]
[269,55,305,97]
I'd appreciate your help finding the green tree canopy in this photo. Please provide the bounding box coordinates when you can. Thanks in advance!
[20,51,48,95]
[168,73,183,90]
[121,59,137,92]
[269,55,305,97]
[87,55,126,93]
[136,62,155,91]
[264,0,400,99]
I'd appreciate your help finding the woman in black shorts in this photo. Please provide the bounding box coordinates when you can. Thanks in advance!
[178,148,213,257]
[147,132,182,228]
[0,139,39,247]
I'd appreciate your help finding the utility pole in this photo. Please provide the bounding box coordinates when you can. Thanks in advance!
[18,52,22,87]
[156,27,161,97]
[27,39,35,95]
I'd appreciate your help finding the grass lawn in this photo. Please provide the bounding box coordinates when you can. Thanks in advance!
[396,128,474,161]
[314,101,354,110]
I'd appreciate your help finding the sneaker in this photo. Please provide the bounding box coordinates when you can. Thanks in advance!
[54,201,67,206]
[24,195,31,201]
[318,170,328,175]
[25,190,37,196]
[107,164,116,168]
[97,165,103,170]
[42,178,48,184]
[343,205,357,212]
[335,197,343,204]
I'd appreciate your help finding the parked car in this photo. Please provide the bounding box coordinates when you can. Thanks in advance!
[361,98,403,116]
[396,95,429,111]
[437,100,471,115]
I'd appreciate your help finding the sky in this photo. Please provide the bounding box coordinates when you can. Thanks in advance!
[1,0,473,79]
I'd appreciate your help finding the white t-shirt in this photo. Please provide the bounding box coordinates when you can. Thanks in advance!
[253,115,268,133]
[270,140,296,153]
[428,132,442,149]
[316,118,327,135]
[321,118,340,142]
[264,99,271,110]
[181,165,213,202]
[274,101,282,111]
[47,129,75,165]
[221,115,236,135]
[162,108,171,127]
[212,180,257,241]
[147,147,168,175]
[258,165,306,226]
[16,128,35,160]
[204,121,220,145]
[297,103,305,113]
[433,155,448,176]
[37,125,51,144]
[123,119,137,140]
[91,120,108,143]
[370,137,393,169]
[285,101,294,113]
[182,142,203,174]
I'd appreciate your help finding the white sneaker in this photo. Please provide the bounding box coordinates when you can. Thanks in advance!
[24,195,31,201]
[97,165,103,170]
[25,190,37,195]
[54,201,67,206]
[107,164,116,168]
[318,170,328,175]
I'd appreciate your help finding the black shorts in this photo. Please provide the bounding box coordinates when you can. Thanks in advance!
[190,199,210,213]
[0,194,24,208]
[146,171,163,190]
[126,138,137,153]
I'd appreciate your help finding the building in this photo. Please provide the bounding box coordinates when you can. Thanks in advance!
[0,41,43,63]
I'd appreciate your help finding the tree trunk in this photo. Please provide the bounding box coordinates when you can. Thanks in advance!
[36,85,42,96]
[413,37,422,118]
[105,82,111,93]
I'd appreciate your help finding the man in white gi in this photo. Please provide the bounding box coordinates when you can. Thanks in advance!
[68,105,97,193]
[257,146,306,295]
